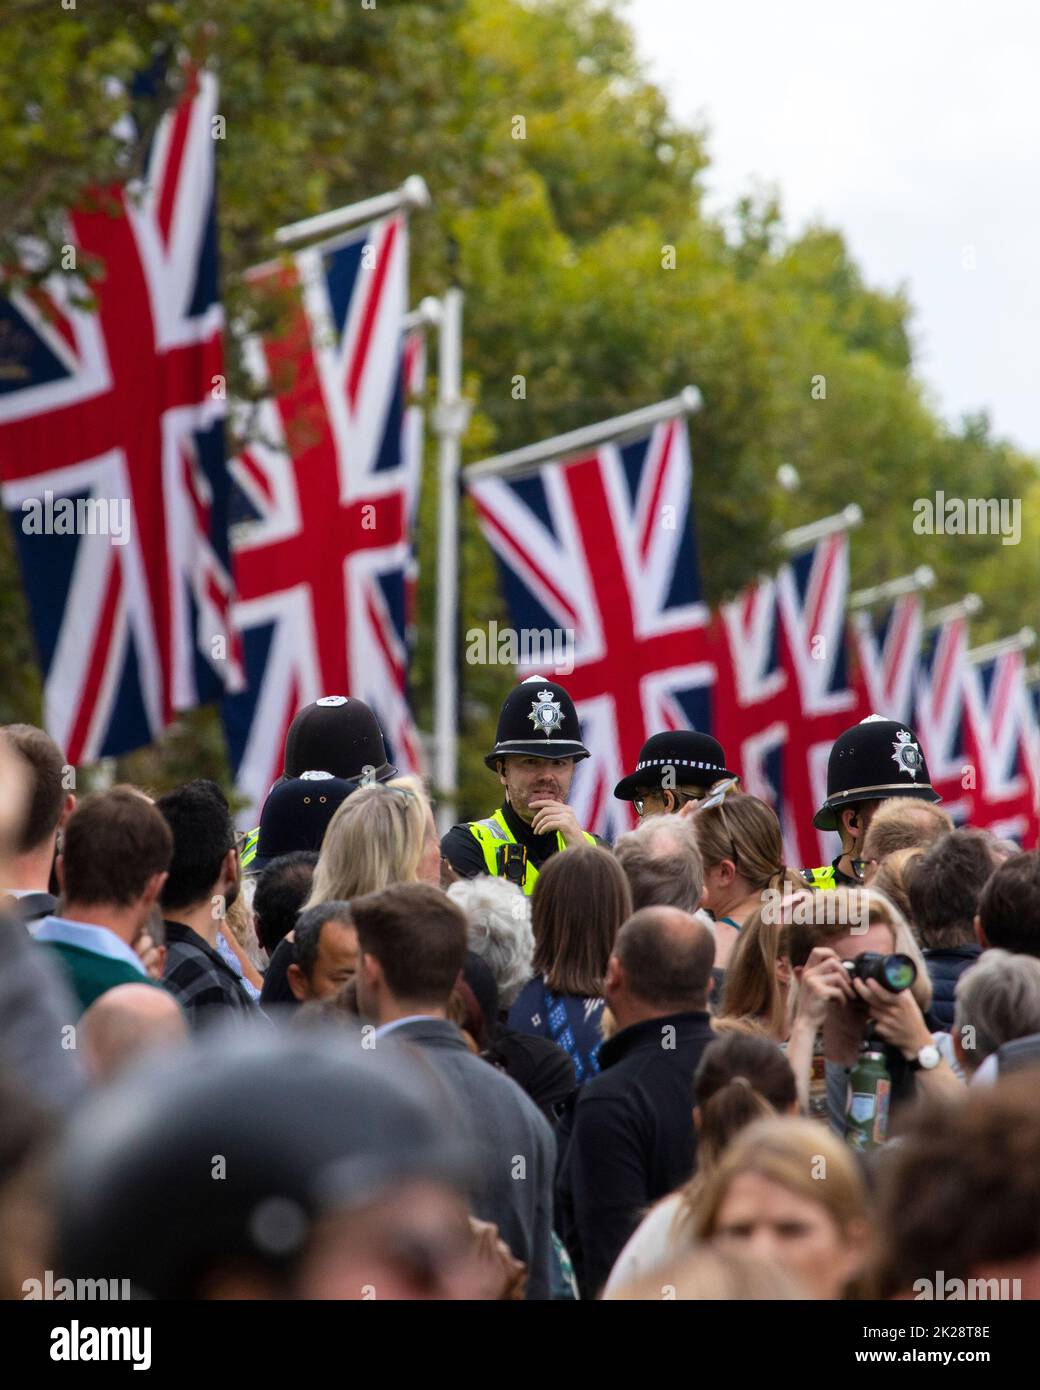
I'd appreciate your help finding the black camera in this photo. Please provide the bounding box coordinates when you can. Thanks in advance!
[497,843,528,888]
[842,951,917,994]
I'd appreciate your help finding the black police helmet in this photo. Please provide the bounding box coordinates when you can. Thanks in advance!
[813,715,940,831]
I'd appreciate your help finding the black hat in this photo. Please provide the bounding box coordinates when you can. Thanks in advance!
[614,731,735,801]
[484,676,590,770]
[54,1026,473,1299]
[283,696,396,783]
[813,715,941,831]
[252,773,354,871]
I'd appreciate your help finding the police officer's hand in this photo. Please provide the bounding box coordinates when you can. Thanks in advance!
[852,977,932,1059]
[528,798,584,847]
[796,946,856,1028]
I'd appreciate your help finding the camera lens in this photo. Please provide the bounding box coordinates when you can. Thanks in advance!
[881,954,916,992]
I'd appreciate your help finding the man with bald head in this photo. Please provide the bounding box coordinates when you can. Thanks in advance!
[556,906,716,1298]
[80,983,188,1083]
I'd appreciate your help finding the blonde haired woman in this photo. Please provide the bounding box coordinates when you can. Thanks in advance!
[305,776,441,906]
[690,1116,870,1299]
[786,886,963,1122]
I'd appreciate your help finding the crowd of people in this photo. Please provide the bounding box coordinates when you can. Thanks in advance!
[2,675,1040,1302]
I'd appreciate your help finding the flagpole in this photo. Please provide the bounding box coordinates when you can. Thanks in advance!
[924,594,983,628]
[433,287,470,832]
[848,566,935,610]
[273,176,431,248]
[778,504,862,555]
[966,627,1037,664]
[463,387,702,483]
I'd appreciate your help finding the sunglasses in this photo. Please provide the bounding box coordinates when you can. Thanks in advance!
[850,857,878,882]
[633,788,701,817]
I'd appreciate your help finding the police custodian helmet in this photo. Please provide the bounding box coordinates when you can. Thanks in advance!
[485,675,591,770]
[813,714,940,831]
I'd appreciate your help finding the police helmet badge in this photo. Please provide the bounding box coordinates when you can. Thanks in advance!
[528,689,564,737]
[891,729,924,781]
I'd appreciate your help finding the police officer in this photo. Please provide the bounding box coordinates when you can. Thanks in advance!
[613,730,736,817]
[804,714,941,889]
[440,676,598,894]
[240,696,397,872]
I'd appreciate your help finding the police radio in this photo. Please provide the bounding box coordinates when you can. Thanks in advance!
[497,842,528,888]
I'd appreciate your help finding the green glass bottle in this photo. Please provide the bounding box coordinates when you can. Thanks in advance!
[845,1042,891,1151]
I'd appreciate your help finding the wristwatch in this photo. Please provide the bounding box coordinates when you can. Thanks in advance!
[907,1042,941,1072]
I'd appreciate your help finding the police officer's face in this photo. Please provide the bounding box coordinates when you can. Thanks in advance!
[498,756,576,818]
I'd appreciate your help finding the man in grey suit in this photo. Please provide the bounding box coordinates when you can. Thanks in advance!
[352,882,556,1300]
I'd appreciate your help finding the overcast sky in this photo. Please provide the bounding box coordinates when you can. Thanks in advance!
[625,0,1039,457]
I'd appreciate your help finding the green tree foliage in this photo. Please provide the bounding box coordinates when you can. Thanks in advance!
[0,0,1035,815]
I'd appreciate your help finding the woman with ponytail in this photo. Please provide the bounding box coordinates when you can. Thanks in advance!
[601,1032,797,1295]
[688,791,809,984]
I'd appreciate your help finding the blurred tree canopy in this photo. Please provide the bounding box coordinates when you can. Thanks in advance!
[0,0,1036,815]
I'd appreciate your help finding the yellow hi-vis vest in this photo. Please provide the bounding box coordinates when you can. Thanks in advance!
[803,865,837,891]
[467,808,596,896]
[241,826,260,872]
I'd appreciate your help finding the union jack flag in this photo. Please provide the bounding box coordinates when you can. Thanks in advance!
[707,575,803,865]
[963,650,1040,848]
[0,70,239,765]
[915,616,973,825]
[851,594,923,725]
[775,532,862,866]
[221,213,425,821]
[468,419,714,840]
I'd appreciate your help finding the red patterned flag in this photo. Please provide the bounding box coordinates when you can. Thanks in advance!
[221,213,425,819]
[468,419,713,840]
[0,70,239,763]
[964,649,1040,848]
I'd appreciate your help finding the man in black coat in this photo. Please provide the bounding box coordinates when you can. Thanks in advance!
[556,905,716,1298]
[353,882,556,1300]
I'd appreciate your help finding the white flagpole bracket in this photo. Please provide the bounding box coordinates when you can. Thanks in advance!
[966,627,1037,664]
[848,566,935,610]
[463,386,702,484]
[924,594,983,628]
[403,295,443,333]
[273,175,431,249]
[779,504,862,554]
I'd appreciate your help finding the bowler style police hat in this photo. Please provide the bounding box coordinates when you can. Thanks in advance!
[813,715,940,831]
[485,676,590,770]
[614,730,735,801]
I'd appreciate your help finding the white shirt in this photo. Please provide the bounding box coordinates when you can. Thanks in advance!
[602,1191,689,1298]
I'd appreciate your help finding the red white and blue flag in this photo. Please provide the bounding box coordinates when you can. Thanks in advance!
[964,649,1040,848]
[221,213,425,820]
[851,593,923,726]
[707,574,802,863]
[0,70,240,764]
[468,419,714,840]
[775,532,863,867]
[915,616,973,825]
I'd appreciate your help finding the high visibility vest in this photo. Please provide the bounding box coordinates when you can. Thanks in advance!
[467,808,596,896]
[802,865,837,891]
[241,827,260,872]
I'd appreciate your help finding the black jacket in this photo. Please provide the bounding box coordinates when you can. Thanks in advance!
[555,1009,715,1299]
[924,944,982,1031]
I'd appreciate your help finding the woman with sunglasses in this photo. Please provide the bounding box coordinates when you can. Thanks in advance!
[612,731,736,820]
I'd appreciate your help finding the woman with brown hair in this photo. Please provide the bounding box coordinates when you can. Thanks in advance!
[715,901,795,1040]
[689,788,809,979]
[506,844,632,1084]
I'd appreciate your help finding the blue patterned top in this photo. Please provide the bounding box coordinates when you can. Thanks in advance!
[507,976,605,1084]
